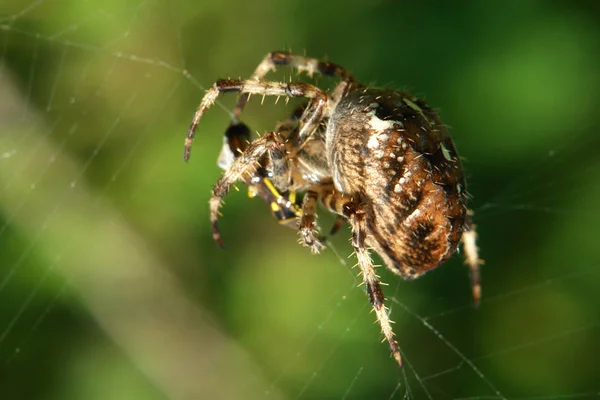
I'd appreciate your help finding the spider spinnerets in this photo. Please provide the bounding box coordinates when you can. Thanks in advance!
[184,51,482,367]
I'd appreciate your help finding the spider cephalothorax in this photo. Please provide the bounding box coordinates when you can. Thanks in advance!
[184,51,482,367]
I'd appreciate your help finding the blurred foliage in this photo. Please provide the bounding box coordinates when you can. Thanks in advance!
[1,0,599,399]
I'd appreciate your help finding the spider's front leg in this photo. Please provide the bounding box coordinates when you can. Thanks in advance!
[184,79,328,161]
[210,132,286,247]
[234,51,355,118]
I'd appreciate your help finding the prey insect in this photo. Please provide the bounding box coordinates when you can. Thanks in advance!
[185,51,482,367]
[217,120,302,230]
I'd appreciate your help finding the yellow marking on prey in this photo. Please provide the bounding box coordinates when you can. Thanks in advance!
[262,177,279,197]
[262,177,302,217]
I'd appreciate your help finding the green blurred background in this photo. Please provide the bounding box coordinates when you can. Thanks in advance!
[1,0,599,399]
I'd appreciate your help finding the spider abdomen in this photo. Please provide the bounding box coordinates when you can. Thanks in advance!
[327,87,468,279]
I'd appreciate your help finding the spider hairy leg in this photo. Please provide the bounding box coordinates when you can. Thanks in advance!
[322,190,402,367]
[299,188,324,254]
[234,51,355,118]
[184,79,327,162]
[210,132,286,247]
[351,207,402,367]
[461,219,483,307]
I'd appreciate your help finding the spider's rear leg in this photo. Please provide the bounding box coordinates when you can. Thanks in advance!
[461,215,483,307]
[210,132,286,247]
[234,51,355,118]
[185,79,327,162]
[322,190,402,367]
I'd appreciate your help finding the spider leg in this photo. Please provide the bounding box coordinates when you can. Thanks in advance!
[210,132,286,247]
[234,51,355,118]
[461,214,483,307]
[349,207,402,367]
[321,190,402,367]
[298,187,324,254]
[185,79,327,162]
[329,216,345,237]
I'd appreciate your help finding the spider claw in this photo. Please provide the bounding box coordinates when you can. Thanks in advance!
[211,221,225,248]
[461,227,483,308]
[393,351,403,368]
[183,134,194,162]
[209,196,226,247]
[472,281,481,309]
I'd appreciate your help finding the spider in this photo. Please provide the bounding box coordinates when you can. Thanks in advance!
[184,51,482,367]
